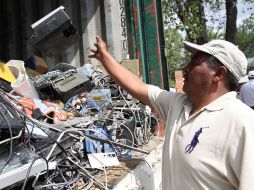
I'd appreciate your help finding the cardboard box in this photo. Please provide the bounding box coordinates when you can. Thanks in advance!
[25,68,41,78]
[25,56,48,74]
[120,59,140,77]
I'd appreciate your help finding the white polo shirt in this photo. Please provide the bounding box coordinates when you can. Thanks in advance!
[148,85,254,190]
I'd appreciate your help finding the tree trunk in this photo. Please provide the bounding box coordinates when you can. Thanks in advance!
[225,0,237,43]
[176,0,208,44]
[196,0,208,44]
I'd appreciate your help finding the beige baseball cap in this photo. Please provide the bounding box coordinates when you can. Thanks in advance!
[183,40,247,81]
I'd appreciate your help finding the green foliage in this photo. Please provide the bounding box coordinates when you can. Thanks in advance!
[236,15,254,58]
[207,26,224,41]
[205,0,226,30]
[162,0,204,40]
[162,0,254,86]
[169,79,176,88]
[164,29,190,87]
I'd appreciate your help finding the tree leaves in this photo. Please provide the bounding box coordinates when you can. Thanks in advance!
[236,15,254,58]
[162,0,254,85]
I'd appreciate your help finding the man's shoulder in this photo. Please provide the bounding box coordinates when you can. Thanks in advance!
[148,85,187,107]
[224,98,254,118]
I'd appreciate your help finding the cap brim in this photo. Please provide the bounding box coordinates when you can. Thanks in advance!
[183,41,209,55]
[238,75,249,83]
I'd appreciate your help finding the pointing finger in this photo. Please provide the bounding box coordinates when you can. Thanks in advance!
[90,48,97,53]
[89,54,95,58]
[96,35,101,41]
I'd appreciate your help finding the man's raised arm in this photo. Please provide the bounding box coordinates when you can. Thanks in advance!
[89,36,150,106]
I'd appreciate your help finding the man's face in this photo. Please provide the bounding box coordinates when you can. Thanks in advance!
[182,52,216,96]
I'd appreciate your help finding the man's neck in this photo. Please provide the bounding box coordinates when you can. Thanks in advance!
[189,90,229,116]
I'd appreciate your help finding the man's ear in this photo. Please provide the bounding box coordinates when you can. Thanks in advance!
[213,66,227,82]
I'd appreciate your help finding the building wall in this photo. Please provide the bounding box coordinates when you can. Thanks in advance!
[175,70,184,93]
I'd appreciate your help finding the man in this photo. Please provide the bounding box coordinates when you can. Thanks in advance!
[240,70,254,109]
[90,36,254,190]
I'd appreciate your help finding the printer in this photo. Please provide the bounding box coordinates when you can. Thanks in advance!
[29,6,79,56]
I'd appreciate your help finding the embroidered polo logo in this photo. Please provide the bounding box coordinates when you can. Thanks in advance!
[185,127,209,153]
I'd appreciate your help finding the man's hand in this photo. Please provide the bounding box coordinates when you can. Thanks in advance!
[89,36,108,61]
[88,35,150,106]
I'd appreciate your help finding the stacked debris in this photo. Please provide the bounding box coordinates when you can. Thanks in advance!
[0,6,162,189]
[0,60,159,189]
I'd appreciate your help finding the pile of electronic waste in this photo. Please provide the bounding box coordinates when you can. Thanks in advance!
[0,61,159,190]
[0,6,160,189]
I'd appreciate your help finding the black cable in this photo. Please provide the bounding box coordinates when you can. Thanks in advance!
[0,93,52,188]
[0,91,69,158]
[23,117,32,148]
[83,133,149,154]
[21,157,38,190]
[44,165,80,189]
[0,107,13,173]
[40,156,49,186]
[21,153,50,190]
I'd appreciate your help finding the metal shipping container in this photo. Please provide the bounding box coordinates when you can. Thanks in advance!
[0,0,168,89]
